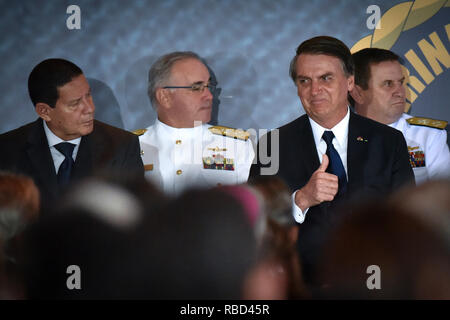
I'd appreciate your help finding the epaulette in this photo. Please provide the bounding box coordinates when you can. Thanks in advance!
[406,117,447,130]
[209,126,250,141]
[131,129,147,136]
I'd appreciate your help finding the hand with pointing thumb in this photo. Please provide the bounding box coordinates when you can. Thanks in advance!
[294,153,339,211]
[317,154,329,172]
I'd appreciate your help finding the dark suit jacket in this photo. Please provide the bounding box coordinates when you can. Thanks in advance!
[0,118,144,210]
[250,111,414,285]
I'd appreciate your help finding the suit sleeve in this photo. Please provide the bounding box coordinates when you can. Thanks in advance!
[122,134,145,176]
[392,130,415,188]
[249,130,271,179]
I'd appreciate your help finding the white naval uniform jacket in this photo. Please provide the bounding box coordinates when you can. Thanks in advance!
[138,119,255,195]
[389,113,450,184]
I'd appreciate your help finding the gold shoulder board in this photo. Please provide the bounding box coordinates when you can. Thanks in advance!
[406,117,447,130]
[209,126,250,141]
[131,129,148,136]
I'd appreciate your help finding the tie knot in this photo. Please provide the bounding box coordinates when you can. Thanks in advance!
[55,142,75,158]
[322,130,335,146]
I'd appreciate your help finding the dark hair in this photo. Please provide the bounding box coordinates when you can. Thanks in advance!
[28,58,83,108]
[352,48,402,89]
[318,199,450,299]
[289,36,354,82]
[139,188,257,299]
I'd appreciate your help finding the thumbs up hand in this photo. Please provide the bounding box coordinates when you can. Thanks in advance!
[294,154,339,211]
[317,153,330,173]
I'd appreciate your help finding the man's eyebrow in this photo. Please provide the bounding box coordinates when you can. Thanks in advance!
[296,72,334,80]
[192,78,212,85]
[382,76,405,82]
[67,97,82,104]
[319,72,333,78]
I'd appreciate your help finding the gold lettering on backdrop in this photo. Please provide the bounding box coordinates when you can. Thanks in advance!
[402,65,423,107]
[418,31,450,76]
[405,49,435,85]
[351,2,449,112]
[401,25,450,108]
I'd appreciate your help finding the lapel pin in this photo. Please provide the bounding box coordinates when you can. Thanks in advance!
[357,136,368,142]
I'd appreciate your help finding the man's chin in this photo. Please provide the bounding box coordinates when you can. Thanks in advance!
[81,123,94,136]
[197,109,212,124]
[192,118,210,127]
[391,104,406,116]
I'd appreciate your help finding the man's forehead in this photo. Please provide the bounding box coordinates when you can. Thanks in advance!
[296,54,345,74]
[171,58,210,79]
[371,60,402,71]
[370,60,403,78]
[57,74,90,101]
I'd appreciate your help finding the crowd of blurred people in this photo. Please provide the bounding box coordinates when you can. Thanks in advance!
[0,169,449,299]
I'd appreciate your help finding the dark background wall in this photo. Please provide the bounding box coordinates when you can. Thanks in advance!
[0,0,448,134]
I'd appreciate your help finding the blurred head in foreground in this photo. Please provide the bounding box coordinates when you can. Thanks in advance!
[319,180,450,299]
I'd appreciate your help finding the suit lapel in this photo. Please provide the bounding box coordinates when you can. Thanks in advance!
[297,115,320,177]
[26,119,58,198]
[72,132,94,181]
[347,112,369,193]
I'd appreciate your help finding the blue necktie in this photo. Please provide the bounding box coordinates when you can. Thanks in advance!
[55,142,75,187]
[322,131,347,196]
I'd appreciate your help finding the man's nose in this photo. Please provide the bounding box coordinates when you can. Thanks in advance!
[393,82,405,98]
[203,87,213,100]
[311,80,321,95]
[82,97,95,113]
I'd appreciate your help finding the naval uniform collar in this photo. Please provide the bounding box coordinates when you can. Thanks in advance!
[155,118,205,140]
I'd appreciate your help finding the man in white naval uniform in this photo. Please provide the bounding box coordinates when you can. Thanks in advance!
[135,51,254,194]
[351,48,450,184]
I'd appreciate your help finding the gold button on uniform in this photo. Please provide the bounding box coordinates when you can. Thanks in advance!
[176,140,182,145]
[176,169,182,175]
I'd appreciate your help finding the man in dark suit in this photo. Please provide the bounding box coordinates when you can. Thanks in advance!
[250,36,414,289]
[0,59,144,211]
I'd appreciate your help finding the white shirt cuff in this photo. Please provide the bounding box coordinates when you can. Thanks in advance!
[292,190,308,224]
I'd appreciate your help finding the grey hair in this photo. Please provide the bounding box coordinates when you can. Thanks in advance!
[147,51,203,109]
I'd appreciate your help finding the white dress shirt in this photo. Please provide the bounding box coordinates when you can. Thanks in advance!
[292,108,350,223]
[43,121,81,174]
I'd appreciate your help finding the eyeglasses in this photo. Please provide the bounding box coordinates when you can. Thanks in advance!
[163,82,217,93]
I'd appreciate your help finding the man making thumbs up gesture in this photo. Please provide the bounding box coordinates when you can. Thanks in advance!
[250,36,414,289]
[295,154,339,211]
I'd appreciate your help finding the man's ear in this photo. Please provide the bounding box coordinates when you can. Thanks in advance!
[350,85,365,105]
[347,75,355,92]
[35,103,53,121]
[155,88,171,109]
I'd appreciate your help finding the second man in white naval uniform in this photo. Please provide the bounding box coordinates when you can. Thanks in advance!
[351,48,450,184]
[136,51,254,195]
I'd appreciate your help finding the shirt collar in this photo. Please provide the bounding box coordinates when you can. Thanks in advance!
[309,107,350,149]
[43,120,81,147]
